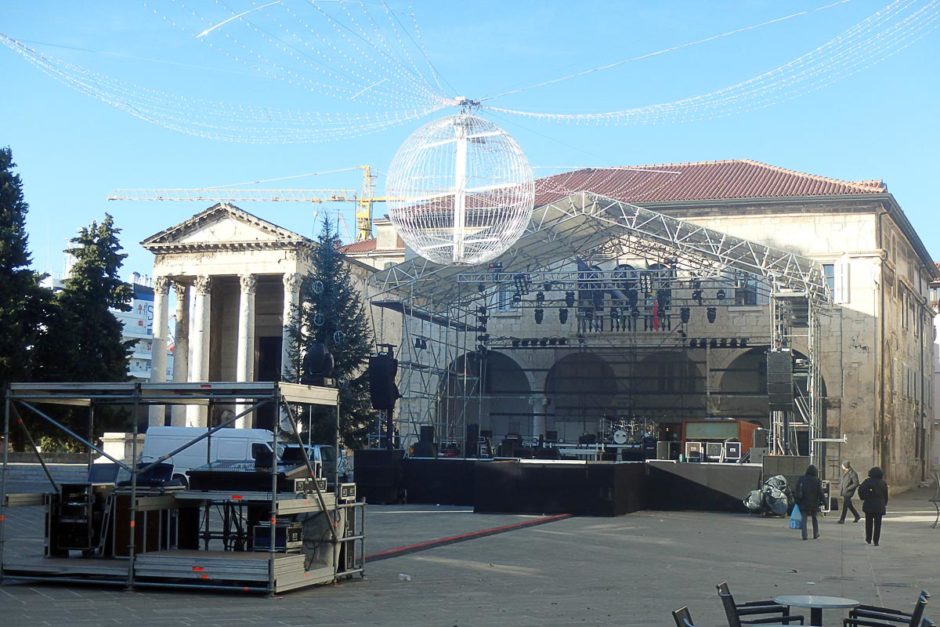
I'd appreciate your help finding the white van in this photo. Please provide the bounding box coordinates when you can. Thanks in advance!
[141,427,280,484]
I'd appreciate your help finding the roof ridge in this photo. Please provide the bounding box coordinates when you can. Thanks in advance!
[736,159,886,193]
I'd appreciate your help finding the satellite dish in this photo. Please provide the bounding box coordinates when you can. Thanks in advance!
[613,429,629,445]
[386,111,534,266]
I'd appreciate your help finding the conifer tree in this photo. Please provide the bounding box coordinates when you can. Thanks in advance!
[285,219,375,447]
[0,147,51,399]
[42,214,134,382]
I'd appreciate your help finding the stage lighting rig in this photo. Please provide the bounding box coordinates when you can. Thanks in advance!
[559,308,569,324]
[565,291,575,307]
[680,307,691,323]
[707,307,717,323]
[534,308,544,324]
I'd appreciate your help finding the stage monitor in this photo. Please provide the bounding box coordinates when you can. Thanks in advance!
[724,441,742,460]
[685,441,703,462]
[705,442,723,461]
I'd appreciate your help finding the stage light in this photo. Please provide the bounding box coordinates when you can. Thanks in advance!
[631,307,640,319]
[740,338,748,348]
[534,308,544,324]
[559,338,568,346]
[478,306,487,315]
[692,289,702,303]
[716,289,726,300]
[730,338,739,348]
[520,339,530,347]
[559,308,569,324]
[719,338,727,347]
[680,307,690,323]
[565,291,575,307]
[414,338,423,350]
[512,292,522,303]
[689,338,698,348]
[543,282,553,292]
[707,307,716,323]
[511,338,520,348]
[540,338,548,347]
[477,314,488,326]
[513,273,530,295]
[548,338,558,346]
[710,338,718,348]
[536,291,545,304]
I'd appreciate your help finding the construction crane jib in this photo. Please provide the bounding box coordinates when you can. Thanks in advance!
[108,165,386,242]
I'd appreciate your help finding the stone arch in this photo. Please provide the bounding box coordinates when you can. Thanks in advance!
[436,350,531,443]
[545,353,617,443]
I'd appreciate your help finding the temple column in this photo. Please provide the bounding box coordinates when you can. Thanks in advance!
[529,394,548,442]
[186,275,211,427]
[236,274,257,428]
[148,277,170,427]
[281,273,301,380]
[170,282,190,426]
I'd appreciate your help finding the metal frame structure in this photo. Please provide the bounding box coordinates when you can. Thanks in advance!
[0,381,364,594]
[367,192,831,464]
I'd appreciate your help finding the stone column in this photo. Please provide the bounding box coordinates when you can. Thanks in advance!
[186,275,211,427]
[236,274,257,428]
[170,282,190,426]
[281,273,301,380]
[529,395,548,441]
[148,277,170,427]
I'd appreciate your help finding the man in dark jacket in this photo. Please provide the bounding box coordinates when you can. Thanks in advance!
[796,464,824,540]
[858,466,888,546]
[838,460,861,524]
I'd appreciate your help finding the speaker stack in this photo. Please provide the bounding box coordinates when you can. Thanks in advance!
[766,349,794,411]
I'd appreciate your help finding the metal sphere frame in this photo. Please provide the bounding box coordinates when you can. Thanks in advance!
[386,112,535,266]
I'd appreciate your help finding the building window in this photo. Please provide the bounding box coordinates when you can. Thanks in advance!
[497,284,518,312]
[823,264,835,296]
[734,275,758,306]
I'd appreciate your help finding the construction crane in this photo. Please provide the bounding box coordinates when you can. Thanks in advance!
[108,165,385,242]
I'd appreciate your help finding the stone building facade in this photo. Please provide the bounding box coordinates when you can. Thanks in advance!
[142,203,399,431]
[381,160,935,488]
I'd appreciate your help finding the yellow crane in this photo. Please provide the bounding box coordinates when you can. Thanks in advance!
[108,165,385,242]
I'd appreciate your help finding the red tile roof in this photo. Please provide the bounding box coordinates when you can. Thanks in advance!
[339,239,377,254]
[534,159,887,206]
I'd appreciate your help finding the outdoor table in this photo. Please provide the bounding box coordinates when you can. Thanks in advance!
[773,594,860,626]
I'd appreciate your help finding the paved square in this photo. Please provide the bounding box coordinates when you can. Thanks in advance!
[1,487,937,626]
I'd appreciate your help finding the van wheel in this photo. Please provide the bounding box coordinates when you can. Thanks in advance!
[172,474,189,489]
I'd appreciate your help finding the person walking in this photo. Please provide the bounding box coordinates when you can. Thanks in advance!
[795,464,824,540]
[838,460,861,524]
[858,466,888,546]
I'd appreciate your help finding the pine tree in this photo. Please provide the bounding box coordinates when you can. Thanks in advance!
[285,219,375,448]
[48,214,134,382]
[0,147,51,398]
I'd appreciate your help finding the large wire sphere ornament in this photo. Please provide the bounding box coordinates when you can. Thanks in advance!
[386,112,535,266]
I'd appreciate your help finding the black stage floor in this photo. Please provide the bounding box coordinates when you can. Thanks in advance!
[355,452,763,515]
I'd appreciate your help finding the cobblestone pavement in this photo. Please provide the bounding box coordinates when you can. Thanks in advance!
[1,477,938,626]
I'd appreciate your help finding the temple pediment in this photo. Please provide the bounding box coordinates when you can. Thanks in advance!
[141,203,313,253]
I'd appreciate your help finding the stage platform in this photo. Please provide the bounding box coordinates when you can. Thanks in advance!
[388,457,763,515]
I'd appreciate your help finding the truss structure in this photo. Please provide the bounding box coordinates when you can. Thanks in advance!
[367,192,830,462]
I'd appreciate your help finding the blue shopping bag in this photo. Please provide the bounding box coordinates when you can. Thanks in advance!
[789,503,802,529]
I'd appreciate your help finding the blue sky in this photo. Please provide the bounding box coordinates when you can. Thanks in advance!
[1,0,938,278]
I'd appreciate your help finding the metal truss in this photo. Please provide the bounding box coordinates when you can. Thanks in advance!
[366,191,831,457]
[367,192,831,309]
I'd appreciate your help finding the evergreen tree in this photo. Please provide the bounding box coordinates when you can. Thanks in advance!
[41,214,134,382]
[0,147,51,398]
[285,219,375,447]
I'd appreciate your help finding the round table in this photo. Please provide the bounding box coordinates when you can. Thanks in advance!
[773,595,860,626]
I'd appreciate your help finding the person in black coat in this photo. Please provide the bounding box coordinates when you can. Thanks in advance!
[796,464,824,540]
[838,460,861,524]
[857,466,888,546]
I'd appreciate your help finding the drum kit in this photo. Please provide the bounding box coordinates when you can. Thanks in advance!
[601,417,658,446]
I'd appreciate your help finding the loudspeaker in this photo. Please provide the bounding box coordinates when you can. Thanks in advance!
[419,425,434,443]
[369,354,399,410]
[767,350,794,410]
[465,423,479,458]
[753,428,768,448]
[656,441,671,460]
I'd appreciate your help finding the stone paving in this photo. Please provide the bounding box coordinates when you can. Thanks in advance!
[1,476,937,626]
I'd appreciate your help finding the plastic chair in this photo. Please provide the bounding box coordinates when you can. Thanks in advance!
[717,582,804,625]
[672,606,695,627]
[843,590,930,626]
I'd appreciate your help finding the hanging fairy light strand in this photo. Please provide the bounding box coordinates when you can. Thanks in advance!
[485,0,939,125]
